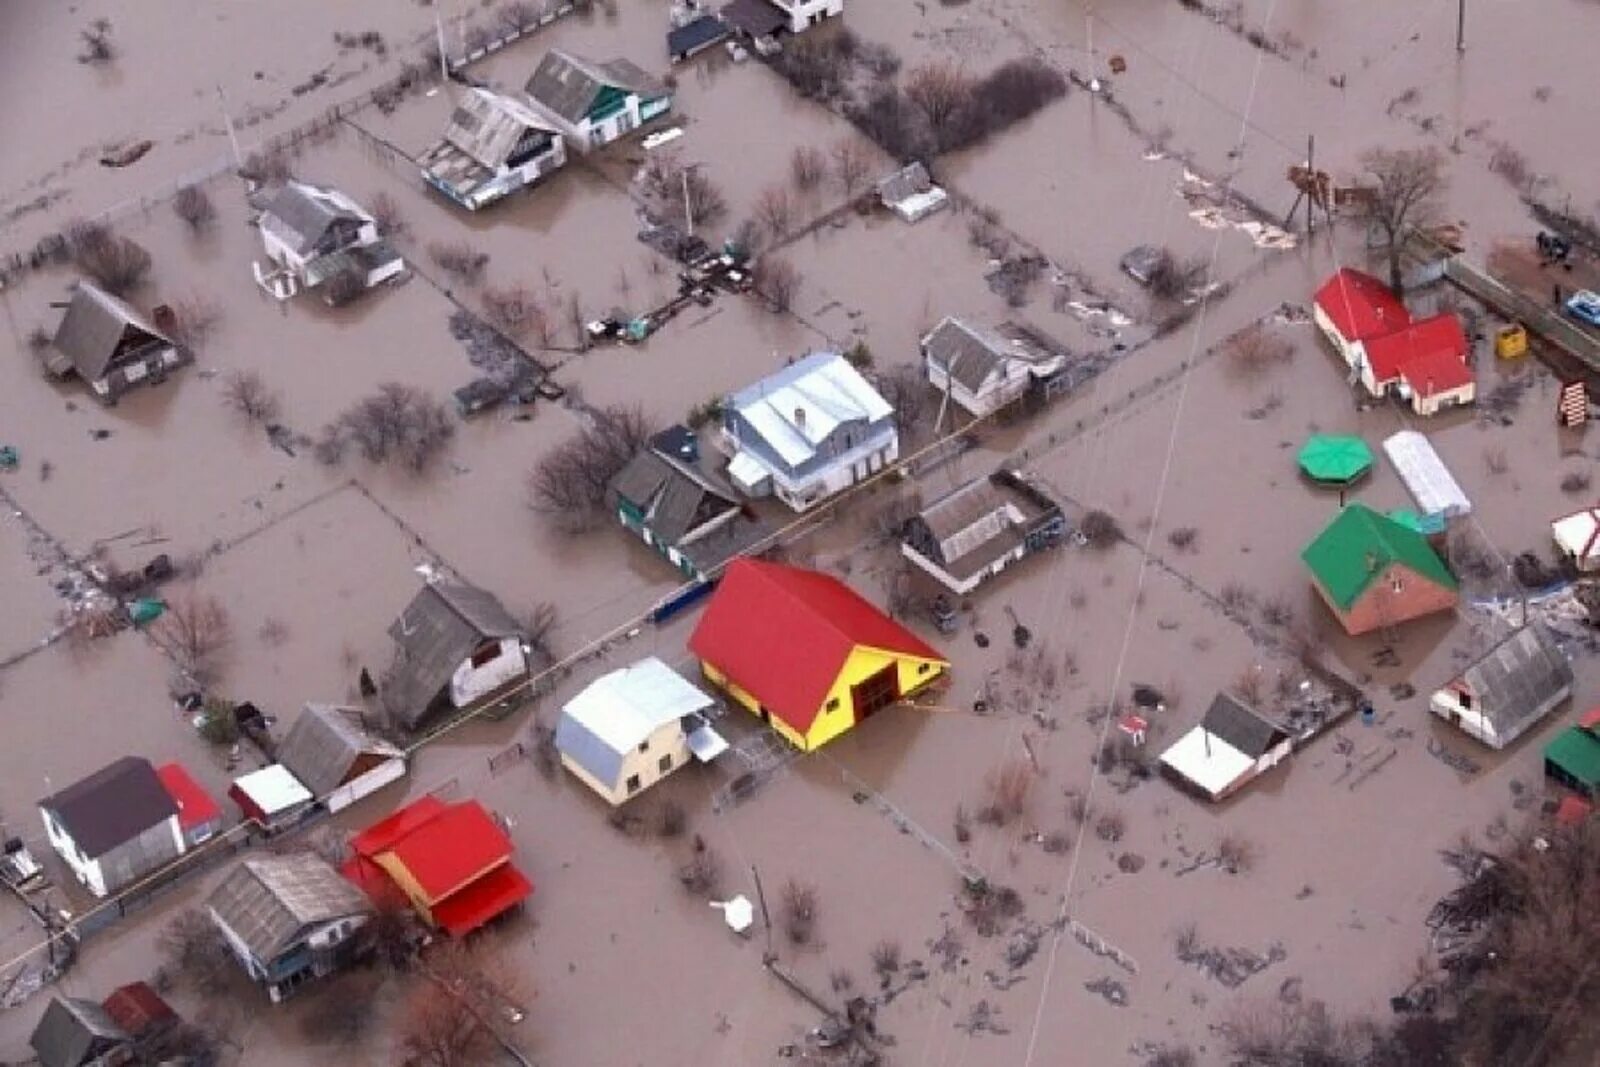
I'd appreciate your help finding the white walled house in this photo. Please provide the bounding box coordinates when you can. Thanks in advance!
[721,351,898,512]
[523,49,672,152]
[1159,695,1293,802]
[207,853,373,1003]
[555,657,727,805]
[1430,624,1573,749]
[921,317,1068,419]
[771,0,844,33]
[381,580,529,730]
[420,87,567,210]
[39,757,186,898]
[1552,506,1600,572]
[275,704,407,814]
[252,181,404,301]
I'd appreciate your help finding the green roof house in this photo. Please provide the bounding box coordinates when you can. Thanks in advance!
[1301,503,1458,636]
[523,50,671,153]
[1545,709,1600,799]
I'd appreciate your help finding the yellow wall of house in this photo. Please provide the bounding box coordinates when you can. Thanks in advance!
[374,852,436,925]
[700,647,948,752]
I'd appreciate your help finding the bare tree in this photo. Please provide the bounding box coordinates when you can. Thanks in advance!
[66,221,151,295]
[238,149,293,186]
[753,257,802,313]
[566,291,589,351]
[781,879,820,946]
[636,151,727,230]
[790,145,826,191]
[428,242,490,285]
[526,406,656,532]
[873,363,931,440]
[166,295,222,350]
[156,587,234,687]
[78,18,115,64]
[831,138,873,198]
[315,383,455,473]
[157,909,236,991]
[368,191,408,237]
[172,185,217,234]
[1225,323,1294,377]
[518,601,559,667]
[1359,146,1447,294]
[977,758,1035,825]
[397,984,495,1067]
[481,284,543,340]
[906,61,972,138]
[401,942,529,1066]
[221,370,282,424]
[754,184,795,239]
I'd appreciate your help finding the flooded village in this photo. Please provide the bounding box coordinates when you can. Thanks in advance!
[2,1,1600,1065]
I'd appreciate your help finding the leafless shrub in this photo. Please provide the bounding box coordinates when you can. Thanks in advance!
[870,938,902,984]
[771,35,852,101]
[1226,323,1294,376]
[961,879,1024,936]
[527,405,655,532]
[429,241,490,285]
[239,149,293,186]
[172,185,216,233]
[1560,470,1591,495]
[221,370,282,425]
[1231,667,1265,707]
[637,151,727,229]
[67,221,151,295]
[1146,250,1208,301]
[395,976,495,1066]
[1094,810,1126,843]
[499,1,541,30]
[315,383,455,473]
[256,616,290,647]
[78,18,116,64]
[906,60,974,138]
[953,803,972,843]
[368,191,407,237]
[156,587,233,687]
[1067,793,1090,825]
[530,722,559,780]
[1042,831,1072,855]
[678,838,723,896]
[1218,581,1253,615]
[481,284,544,340]
[1259,595,1295,629]
[1145,1046,1198,1067]
[790,145,826,191]
[157,909,235,991]
[1080,509,1121,549]
[1222,998,1370,1067]
[753,257,802,312]
[301,971,379,1044]
[166,296,221,351]
[1489,143,1533,192]
[1217,833,1256,874]
[829,968,854,993]
[656,799,687,839]
[977,758,1035,825]
[1167,526,1198,551]
[755,185,795,239]
[830,138,873,197]
[781,879,820,946]
[518,601,558,667]
[1483,446,1509,476]
[874,362,931,439]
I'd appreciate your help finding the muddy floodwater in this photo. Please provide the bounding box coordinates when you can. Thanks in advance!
[3,1,1600,1065]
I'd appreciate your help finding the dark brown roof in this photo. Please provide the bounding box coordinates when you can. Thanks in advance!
[39,756,176,859]
[1200,694,1288,758]
[49,281,172,381]
[383,581,524,728]
[524,49,665,125]
[720,0,787,37]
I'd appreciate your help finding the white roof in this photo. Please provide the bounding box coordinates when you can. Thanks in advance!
[1382,430,1472,518]
[728,450,771,492]
[561,656,714,755]
[232,764,313,815]
[686,721,729,762]
[1553,508,1600,560]
[730,352,893,469]
[1158,726,1254,799]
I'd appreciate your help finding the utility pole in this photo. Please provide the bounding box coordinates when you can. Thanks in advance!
[752,864,775,963]
[683,168,694,237]
[1456,0,1466,54]
[434,9,450,81]
[216,85,242,171]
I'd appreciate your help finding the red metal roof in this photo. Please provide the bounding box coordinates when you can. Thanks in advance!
[103,981,176,1038]
[382,801,514,901]
[688,558,946,735]
[1555,794,1593,827]
[1314,268,1411,342]
[156,762,222,832]
[1579,706,1600,731]
[349,795,450,858]
[1366,313,1470,389]
[431,862,534,937]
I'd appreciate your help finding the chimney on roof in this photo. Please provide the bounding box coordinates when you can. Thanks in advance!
[794,407,806,428]
[1364,551,1379,573]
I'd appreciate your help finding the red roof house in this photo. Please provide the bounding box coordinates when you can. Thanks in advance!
[689,558,949,750]
[102,982,177,1041]
[155,762,223,847]
[1312,270,1475,415]
[342,796,531,937]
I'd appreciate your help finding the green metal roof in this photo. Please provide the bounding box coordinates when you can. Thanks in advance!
[1545,725,1600,787]
[1297,434,1374,485]
[1300,503,1458,610]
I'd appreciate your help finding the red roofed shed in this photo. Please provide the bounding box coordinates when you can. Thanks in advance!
[155,762,223,846]
[689,558,949,750]
[102,982,177,1041]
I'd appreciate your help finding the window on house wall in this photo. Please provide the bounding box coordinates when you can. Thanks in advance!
[826,697,840,712]
[626,774,641,793]
[638,738,650,753]
[470,642,501,669]
[918,662,931,674]
[659,754,673,773]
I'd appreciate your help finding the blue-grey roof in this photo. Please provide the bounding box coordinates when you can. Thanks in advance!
[668,14,729,57]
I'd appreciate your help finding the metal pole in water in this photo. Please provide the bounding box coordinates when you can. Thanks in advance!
[1456,0,1466,54]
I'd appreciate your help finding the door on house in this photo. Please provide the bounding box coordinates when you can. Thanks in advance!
[851,664,900,722]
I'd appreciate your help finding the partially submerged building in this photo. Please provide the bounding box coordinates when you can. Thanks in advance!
[1430,624,1573,749]
[100,983,177,1048]
[155,762,224,848]
[28,996,131,1067]
[228,764,313,832]
[920,317,1068,419]
[276,703,406,813]
[46,281,187,404]
[721,351,898,511]
[556,656,727,805]
[609,428,768,581]
[767,0,845,33]
[667,12,730,63]
[877,162,948,223]
[381,580,528,730]
[1545,708,1600,799]
[1312,268,1475,416]
[252,180,403,301]
[900,470,1066,595]
[420,87,567,210]
[343,796,532,937]
[207,853,374,1002]
[1159,693,1293,801]
[1382,430,1472,520]
[1552,505,1600,572]
[39,756,184,898]
[690,557,948,751]
[523,49,672,151]
[1301,503,1459,636]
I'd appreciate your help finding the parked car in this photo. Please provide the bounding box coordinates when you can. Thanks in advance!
[1564,289,1600,328]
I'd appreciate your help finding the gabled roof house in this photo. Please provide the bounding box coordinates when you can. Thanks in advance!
[252,180,403,301]
[155,762,223,847]
[1545,708,1600,799]
[343,796,532,937]
[921,317,1068,418]
[1430,624,1573,749]
[276,703,406,813]
[1552,505,1600,572]
[39,756,185,898]
[420,87,567,210]
[382,580,528,730]
[47,281,188,404]
[207,853,374,1002]
[556,656,727,805]
[524,49,671,151]
[1159,693,1293,801]
[29,996,130,1067]
[901,470,1066,595]
[690,557,948,750]
[1301,503,1458,635]
[721,351,899,512]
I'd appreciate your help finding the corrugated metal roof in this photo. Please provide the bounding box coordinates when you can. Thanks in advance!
[50,281,172,381]
[728,351,893,469]
[1199,693,1288,758]
[1453,624,1572,742]
[1383,430,1472,518]
[524,49,665,125]
[259,181,367,255]
[556,657,714,784]
[277,704,402,797]
[609,449,739,544]
[383,581,523,728]
[207,853,371,963]
[920,317,1064,395]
